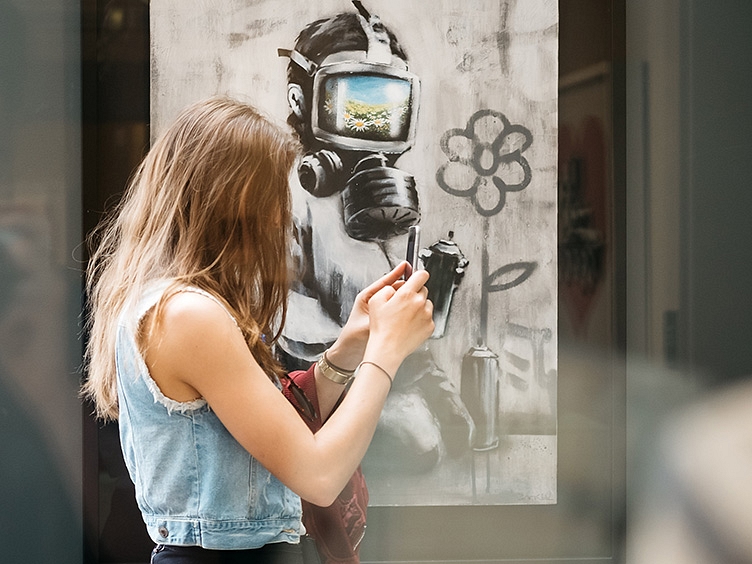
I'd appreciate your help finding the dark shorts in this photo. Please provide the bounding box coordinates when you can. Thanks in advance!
[150,542,304,564]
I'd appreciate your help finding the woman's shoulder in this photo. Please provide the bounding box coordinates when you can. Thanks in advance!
[144,288,247,371]
[160,287,239,333]
[138,286,249,404]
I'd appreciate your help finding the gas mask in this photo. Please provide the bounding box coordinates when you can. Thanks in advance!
[280,8,421,241]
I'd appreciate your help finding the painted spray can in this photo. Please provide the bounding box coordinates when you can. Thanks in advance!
[419,232,468,338]
[461,344,500,451]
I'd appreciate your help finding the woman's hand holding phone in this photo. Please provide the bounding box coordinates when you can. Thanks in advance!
[328,238,432,388]
[362,264,434,379]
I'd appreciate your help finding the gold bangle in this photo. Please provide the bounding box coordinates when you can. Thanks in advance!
[357,361,393,388]
[317,351,355,385]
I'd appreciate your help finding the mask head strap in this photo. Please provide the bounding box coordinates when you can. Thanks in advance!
[277,48,318,77]
[352,0,393,64]
[279,1,395,76]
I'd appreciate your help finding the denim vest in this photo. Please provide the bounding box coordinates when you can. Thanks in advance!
[115,284,303,549]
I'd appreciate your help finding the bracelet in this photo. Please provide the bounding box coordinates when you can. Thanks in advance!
[317,351,356,385]
[357,361,393,387]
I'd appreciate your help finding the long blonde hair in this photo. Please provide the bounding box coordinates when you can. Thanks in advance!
[83,96,301,421]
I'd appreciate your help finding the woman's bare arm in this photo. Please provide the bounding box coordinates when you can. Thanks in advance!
[312,263,412,420]
[141,270,433,506]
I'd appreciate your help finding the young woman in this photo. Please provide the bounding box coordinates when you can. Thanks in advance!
[82,96,434,563]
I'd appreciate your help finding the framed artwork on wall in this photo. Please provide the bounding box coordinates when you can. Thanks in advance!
[151,0,559,511]
[82,0,626,561]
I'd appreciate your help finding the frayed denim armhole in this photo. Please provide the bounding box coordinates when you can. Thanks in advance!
[119,283,209,415]
[139,357,208,415]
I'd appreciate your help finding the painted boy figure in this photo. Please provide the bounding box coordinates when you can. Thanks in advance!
[277,2,474,474]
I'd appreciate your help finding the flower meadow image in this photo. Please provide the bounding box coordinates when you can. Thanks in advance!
[320,74,412,141]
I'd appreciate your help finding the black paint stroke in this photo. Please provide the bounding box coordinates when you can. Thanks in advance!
[507,322,555,391]
[436,109,533,217]
[486,261,537,293]
[479,233,539,342]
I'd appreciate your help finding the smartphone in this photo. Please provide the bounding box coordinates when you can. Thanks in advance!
[405,225,421,279]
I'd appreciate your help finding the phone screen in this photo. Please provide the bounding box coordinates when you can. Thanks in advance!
[405,225,420,279]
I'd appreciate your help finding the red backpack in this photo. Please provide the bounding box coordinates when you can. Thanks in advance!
[282,365,369,564]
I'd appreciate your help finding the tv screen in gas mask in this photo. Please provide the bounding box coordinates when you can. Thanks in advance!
[314,72,417,150]
[309,59,421,153]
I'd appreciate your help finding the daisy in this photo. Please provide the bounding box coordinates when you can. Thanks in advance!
[350,119,369,131]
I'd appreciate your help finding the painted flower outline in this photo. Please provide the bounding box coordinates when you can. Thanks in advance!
[436,109,533,217]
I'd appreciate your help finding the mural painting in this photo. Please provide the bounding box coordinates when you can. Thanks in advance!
[151,0,558,506]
